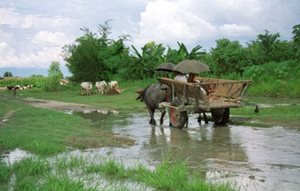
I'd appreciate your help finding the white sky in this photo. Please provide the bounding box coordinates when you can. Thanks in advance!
[0,0,299,76]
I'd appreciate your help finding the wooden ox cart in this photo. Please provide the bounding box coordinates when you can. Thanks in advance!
[158,77,251,128]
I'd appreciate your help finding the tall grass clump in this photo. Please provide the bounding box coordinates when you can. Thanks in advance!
[0,76,48,88]
[86,159,235,191]
[243,60,299,97]
[42,75,61,92]
[12,157,50,177]
[0,160,11,189]
[134,161,188,190]
[12,157,51,190]
[37,174,96,191]
[86,159,127,179]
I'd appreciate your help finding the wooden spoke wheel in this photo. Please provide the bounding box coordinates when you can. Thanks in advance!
[211,108,230,125]
[169,98,188,129]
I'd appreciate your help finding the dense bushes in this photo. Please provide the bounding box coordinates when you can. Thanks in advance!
[243,61,300,97]
[62,22,299,83]
[0,76,62,92]
[0,76,47,88]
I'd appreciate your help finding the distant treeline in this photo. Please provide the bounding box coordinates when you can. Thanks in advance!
[63,21,300,84]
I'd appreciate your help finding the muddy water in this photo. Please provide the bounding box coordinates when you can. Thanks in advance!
[78,110,300,191]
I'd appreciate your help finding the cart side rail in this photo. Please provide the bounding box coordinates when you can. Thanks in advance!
[195,77,252,99]
[158,77,208,107]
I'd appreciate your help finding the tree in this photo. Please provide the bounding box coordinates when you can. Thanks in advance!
[256,30,280,62]
[3,71,13,77]
[124,41,165,80]
[48,61,63,79]
[292,24,300,59]
[165,42,206,64]
[211,38,248,76]
[63,21,131,82]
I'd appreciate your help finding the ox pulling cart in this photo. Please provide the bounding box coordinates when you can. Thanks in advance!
[158,77,251,128]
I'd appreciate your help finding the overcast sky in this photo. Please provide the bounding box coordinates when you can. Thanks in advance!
[0,0,299,77]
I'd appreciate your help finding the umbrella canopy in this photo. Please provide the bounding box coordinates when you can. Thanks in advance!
[173,59,209,74]
[155,62,175,72]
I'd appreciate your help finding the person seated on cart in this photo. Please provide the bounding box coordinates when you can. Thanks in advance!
[187,72,208,124]
[174,71,187,82]
[187,73,201,83]
[187,72,207,95]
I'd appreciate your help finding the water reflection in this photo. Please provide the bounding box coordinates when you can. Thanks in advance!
[63,110,300,190]
[111,112,300,191]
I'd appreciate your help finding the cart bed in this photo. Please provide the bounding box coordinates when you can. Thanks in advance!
[158,77,251,111]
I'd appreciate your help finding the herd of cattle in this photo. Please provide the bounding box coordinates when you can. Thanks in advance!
[0,80,120,96]
[0,84,34,96]
[80,80,121,95]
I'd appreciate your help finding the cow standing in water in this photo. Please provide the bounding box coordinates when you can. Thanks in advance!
[136,84,171,125]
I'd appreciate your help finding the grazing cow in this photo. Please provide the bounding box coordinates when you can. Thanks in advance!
[80,82,93,95]
[105,81,123,95]
[95,81,107,95]
[108,81,118,89]
[60,79,69,86]
[6,85,19,96]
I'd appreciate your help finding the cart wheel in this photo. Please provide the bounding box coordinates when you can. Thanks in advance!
[169,99,188,129]
[211,108,230,125]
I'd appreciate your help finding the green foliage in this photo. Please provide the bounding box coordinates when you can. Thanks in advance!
[243,60,300,97]
[38,175,96,191]
[43,76,61,92]
[48,61,63,79]
[62,22,299,82]
[119,42,165,80]
[64,21,131,82]
[0,76,47,88]
[0,161,10,185]
[292,24,300,59]
[86,159,234,191]
[0,98,134,156]
[165,42,206,64]
[211,38,249,76]
[3,71,13,77]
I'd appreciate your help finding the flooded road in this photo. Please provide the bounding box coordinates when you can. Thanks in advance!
[76,110,300,191]
[2,105,299,190]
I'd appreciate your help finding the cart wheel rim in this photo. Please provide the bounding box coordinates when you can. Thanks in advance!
[169,108,178,127]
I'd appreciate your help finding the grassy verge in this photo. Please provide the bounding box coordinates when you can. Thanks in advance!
[0,156,235,191]
[5,79,156,110]
[0,99,134,156]
[230,97,300,127]
[2,79,299,127]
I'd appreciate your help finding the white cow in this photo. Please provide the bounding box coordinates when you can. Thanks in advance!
[105,80,123,95]
[108,81,118,89]
[95,81,107,95]
[80,82,93,95]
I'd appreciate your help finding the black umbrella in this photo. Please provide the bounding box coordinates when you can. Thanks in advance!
[155,62,175,72]
[173,59,209,74]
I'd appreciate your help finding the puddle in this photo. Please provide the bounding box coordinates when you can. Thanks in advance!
[1,148,33,165]
[2,109,300,190]
[82,111,300,191]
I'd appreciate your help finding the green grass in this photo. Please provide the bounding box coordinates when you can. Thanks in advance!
[86,159,235,191]
[243,60,300,97]
[231,101,300,127]
[9,79,156,110]
[0,161,10,190]
[1,156,234,191]
[37,174,96,191]
[0,99,134,156]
